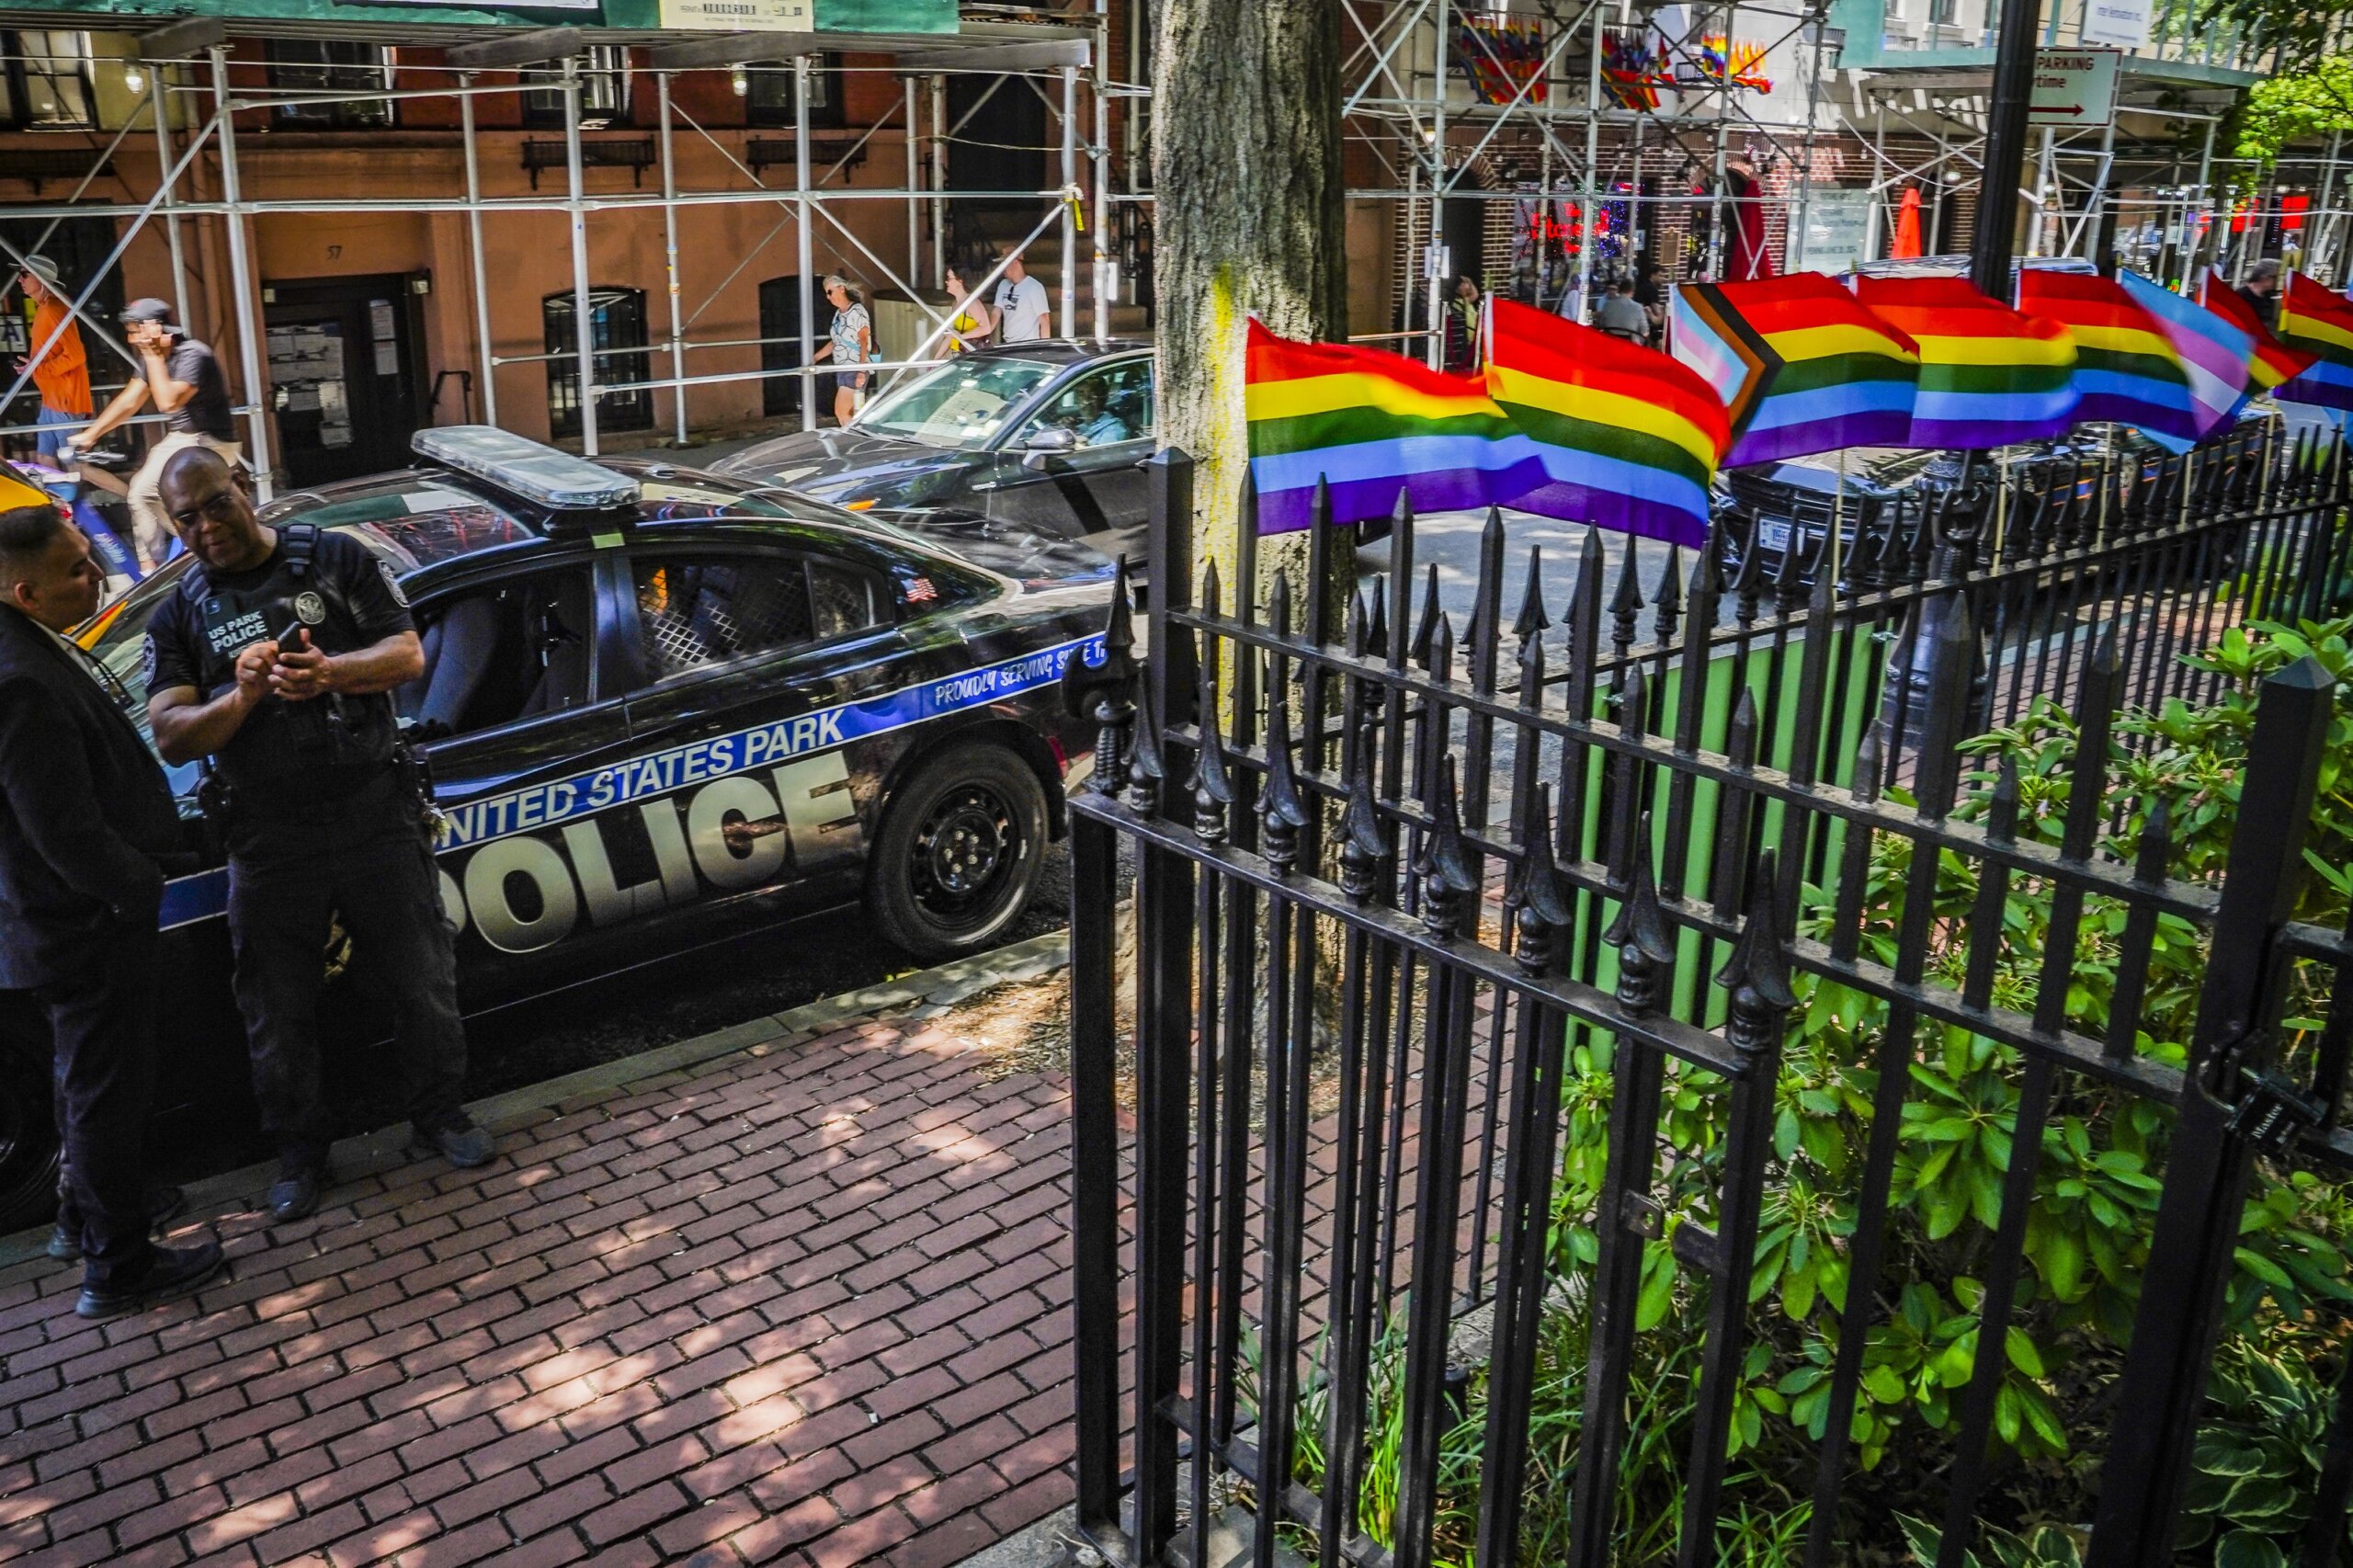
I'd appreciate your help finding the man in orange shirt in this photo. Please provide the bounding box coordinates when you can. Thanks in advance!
[17,257,91,464]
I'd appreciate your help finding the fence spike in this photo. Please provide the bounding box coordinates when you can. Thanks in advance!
[1610,536,1647,654]
[1260,664,1309,873]
[1774,522,1809,612]
[1514,545,1552,640]
[1125,665,1164,814]
[1510,782,1571,972]
[1619,660,1650,740]
[1415,754,1479,937]
[1338,750,1390,903]
[1518,624,1547,699]
[1062,559,1138,794]
[1851,719,1886,804]
[1428,610,1456,682]
[1408,563,1441,666]
[1472,506,1507,672]
[1188,627,1233,846]
[1715,847,1798,1033]
[1366,574,1389,654]
[1349,588,1370,660]
[1726,683,1757,765]
[1733,513,1770,620]
[1654,543,1685,644]
[1986,754,2020,847]
[1605,811,1676,1015]
[1268,568,1292,641]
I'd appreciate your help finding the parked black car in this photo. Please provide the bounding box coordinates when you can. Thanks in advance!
[0,427,1116,1227]
[716,340,1158,570]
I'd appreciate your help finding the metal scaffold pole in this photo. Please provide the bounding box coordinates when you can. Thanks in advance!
[210,43,275,500]
[658,71,688,446]
[1059,62,1078,339]
[459,72,499,426]
[796,53,816,432]
[563,55,599,456]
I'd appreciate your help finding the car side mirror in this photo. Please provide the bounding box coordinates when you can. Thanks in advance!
[1019,426,1079,470]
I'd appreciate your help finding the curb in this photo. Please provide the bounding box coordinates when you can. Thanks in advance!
[0,928,1072,1272]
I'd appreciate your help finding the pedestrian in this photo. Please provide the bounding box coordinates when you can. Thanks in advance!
[74,300,242,575]
[810,275,874,427]
[1597,278,1652,346]
[2237,257,2283,334]
[143,447,492,1222]
[1444,274,1483,373]
[993,250,1052,343]
[15,257,91,464]
[942,263,995,353]
[0,501,223,1317]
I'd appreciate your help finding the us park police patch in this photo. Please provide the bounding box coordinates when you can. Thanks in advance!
[377,558,409,608]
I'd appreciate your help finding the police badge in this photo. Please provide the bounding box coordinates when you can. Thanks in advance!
[293,590,328,626]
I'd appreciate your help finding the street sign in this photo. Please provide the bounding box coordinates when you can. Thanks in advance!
[2029,47,2120,128]
[2081,0,2152,49]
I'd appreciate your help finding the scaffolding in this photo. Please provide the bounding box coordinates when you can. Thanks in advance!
[0,6,1153,500]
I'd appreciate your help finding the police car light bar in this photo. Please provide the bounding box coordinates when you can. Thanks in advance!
[411,426,641,514]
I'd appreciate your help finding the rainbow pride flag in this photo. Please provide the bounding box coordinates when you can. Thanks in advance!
[1245,319,1543,534]
[1852,276,2078,449]
[1485,297,1729,547]
[2200,269,2316,392]
[1671,273,1919,466]
[2274,273,2353,412]
[2016,268,2197,451]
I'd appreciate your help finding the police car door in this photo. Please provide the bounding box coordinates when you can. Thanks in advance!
[394,553,641,983]
[611,540,901,932]
[971,358,1154,561]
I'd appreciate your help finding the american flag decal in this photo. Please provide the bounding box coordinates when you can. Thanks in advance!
[903,576,938,604]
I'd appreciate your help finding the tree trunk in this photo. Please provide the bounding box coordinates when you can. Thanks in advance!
[1153,0,1347,597]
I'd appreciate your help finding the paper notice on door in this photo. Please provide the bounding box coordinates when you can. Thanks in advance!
[375,341,399,376]
[369,301,397,342]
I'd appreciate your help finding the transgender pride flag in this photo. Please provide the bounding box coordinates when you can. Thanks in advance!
[2115,270,2255,441]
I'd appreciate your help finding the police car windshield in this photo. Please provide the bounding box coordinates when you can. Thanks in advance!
[259,481,533,572]
[856,358,1059,448]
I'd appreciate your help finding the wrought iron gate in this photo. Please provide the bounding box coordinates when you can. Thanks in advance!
[1063,437,2353,1568]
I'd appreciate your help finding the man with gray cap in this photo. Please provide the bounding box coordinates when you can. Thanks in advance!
[74,299,240,573]
[15,257,91,464]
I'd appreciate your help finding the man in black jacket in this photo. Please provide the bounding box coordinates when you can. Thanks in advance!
[0,503,223,1316]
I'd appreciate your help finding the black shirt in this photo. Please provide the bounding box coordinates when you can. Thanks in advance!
[165,335,235,441]
[2235,283,2280,335]
[145,528,415,794]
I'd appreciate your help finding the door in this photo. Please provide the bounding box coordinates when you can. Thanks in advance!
[759,276,830,420]
[972,358,1155,565]
[264,275,421,486]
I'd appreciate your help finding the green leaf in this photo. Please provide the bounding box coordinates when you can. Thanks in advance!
[2214,1531,2289,1568]
[1635,1246,1676,1332]
[2004,1326,2045,1379]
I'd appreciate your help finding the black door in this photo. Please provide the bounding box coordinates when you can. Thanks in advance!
[759,276,824,420]
[947,74,1046,244]
[264,275,422,487]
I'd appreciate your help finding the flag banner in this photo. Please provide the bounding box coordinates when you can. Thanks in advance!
[2112,269,2259,439]
[1852,276,2079,449]
[1485,296,1730,547]
[2274,273,2353,412]
[2200,269,2316,392]
[1244,319,1542,534]
[1673,272,1919,467]
[2017,268,2199,451]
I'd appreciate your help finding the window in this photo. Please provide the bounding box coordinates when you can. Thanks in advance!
[526,46,630,128]
[267,40,395,129]
[543,287,653,439]
[1928,0,1958,24]
[744,55,843,130]
[4,31,95,131]
[1015,359,1154,450]
[397,567,597,738]
[857,355,1062,448]
[631,554,881,679]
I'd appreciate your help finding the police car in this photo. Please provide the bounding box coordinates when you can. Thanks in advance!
[0,426,1116,1227]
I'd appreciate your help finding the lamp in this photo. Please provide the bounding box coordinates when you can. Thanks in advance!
[731,66,748,97]
[123,62,145,96]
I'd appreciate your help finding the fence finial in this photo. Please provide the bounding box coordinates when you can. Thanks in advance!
[1716,847,1797,1054]
[1366,574,1389,653]
[1339,745,1390,903]
[1062,559,1137,796]
[1261,664,1308,873]
[1514,545,1551,640]
[1605,811,1676,1014]
[1518,621,1547,699]
[1510,782,1570,974]
[1415,754,1479,937]
[1654,543,1685,644]
[1188,575,1232,845]
[1125,666,1164,814]
[1409,563,1442,666]
[1610,539,1646,655]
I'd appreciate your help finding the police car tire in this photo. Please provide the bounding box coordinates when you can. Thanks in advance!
[0,1025,58,1232]
[870,742,1047,961]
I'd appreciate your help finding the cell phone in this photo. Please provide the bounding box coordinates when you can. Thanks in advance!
[275,620,307,650]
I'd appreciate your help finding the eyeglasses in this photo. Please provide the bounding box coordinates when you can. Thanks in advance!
[167,490,242,530]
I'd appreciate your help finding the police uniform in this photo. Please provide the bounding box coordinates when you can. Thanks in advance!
[144,525,468,1165]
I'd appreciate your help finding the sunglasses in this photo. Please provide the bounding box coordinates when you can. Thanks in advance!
[168,490,243,531]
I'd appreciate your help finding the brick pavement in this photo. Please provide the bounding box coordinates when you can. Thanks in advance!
[0,995,1088,1568]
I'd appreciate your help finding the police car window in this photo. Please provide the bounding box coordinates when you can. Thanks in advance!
[398,567,596,739]
[78,561,201,796]
[1017,360,1154,450]
[632,554,881,680]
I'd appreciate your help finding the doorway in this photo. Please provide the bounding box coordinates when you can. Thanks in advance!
[264,274,422,487]
[759,276,840,421]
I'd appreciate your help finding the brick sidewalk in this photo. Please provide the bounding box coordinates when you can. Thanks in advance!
[0,966,1086,1568]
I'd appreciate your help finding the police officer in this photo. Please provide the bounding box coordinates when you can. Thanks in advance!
[143,447,493,1221]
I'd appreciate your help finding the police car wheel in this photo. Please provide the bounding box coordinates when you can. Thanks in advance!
[0,1028,58,1232]
[872,744,1047,961]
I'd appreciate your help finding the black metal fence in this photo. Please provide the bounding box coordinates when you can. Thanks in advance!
[1062,426,2353,1568]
